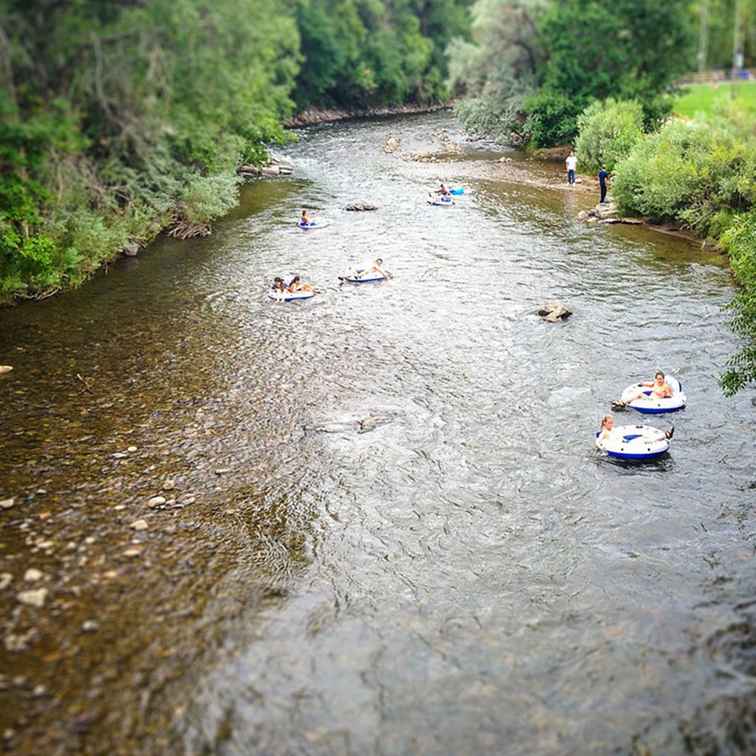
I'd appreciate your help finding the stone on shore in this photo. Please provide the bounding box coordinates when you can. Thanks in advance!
[147,496,166,508]
[0,498,15,509]
[0,366,13,376]
[123,242,139,257]
[537,301,572,322]
[129,519,149,531]
[23,569,44,582]
[17,588,48,608]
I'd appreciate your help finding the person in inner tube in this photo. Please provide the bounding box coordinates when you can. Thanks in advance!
[300,209,313,227]
[598,414,615,441]
[431,183,452,201]
[624,371,673,403]
[599,413,674,442]
[287,275,313,293]
[355,258,390,279]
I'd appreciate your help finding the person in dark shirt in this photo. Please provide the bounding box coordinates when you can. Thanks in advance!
[598,166,609,204]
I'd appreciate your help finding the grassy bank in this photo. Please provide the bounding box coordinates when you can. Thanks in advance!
[674,81,756,118]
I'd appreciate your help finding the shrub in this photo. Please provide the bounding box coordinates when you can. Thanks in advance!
[523,89,582,148]
[720,210,756,396]
[612,113,756,232]
[575,99,645,172]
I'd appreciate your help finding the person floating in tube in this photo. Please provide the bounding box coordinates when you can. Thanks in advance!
[599,414,674,441]
[613,371,673,409]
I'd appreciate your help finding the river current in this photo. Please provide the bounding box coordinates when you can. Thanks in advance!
[0,113,754,755]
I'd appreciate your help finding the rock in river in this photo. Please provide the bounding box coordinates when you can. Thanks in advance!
[130,519,149,531]
[537,301,572,323]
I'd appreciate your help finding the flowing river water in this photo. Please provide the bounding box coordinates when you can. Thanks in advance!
[0,113,754,755]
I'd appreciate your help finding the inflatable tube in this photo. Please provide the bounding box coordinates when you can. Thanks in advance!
[298,220,329,231]
[450,187,464,196]
[620,375,686,414]
[268,289,315,302]
[342,271,386,283]
[595,425,669,461]
[427,197,455,207]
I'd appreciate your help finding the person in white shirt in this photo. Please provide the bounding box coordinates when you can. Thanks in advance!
[566,152,577,185]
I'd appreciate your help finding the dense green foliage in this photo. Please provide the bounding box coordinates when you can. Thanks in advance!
[575,100,645,172]
[0,0,469,300]
[607,103,756,393]
[296,0,472,109]
[452,0,694,147]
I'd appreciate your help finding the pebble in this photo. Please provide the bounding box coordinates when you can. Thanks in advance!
[81,620,99,633]
[127,446,138,453]
[113,505,127,511]
[0,366,12,375]
[0,574,12,590]
[32,685,46,697]
[130,519,148,531]
[148,496,166,508]
[123,548,142,557]
[85,536,95,544]
[112,452,128,460]
[162,480,175,491]
[0,498,15,510]
[23,568,44,582]
[215,468,231,475]
[17,588,48,608]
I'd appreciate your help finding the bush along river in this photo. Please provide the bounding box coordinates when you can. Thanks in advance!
[0,112,754,755]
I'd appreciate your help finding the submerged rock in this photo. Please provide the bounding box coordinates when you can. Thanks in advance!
[345,202,379,212]
[384,135,401,154]
[537,301,572,322]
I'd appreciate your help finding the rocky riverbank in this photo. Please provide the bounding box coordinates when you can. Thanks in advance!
[286,102,452,128]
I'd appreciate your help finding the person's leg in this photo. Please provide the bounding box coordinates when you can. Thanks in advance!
[600,183,607,203]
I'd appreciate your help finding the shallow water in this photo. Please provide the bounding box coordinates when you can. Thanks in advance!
[0,113,754,755]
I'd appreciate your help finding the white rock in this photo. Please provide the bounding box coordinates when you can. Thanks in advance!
[127,446,138,453]
[162,480,175,492]
[0,366,12,375]
[17,588,48,608]
[0,499,14,510]
[123,547,142,557]
[23,569,43,582]
[0,574,12,590]
[129,519,148,531]
[148,496,166,508]
[81,620,99,633]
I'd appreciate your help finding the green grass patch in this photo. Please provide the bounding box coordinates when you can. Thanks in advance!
[674,82,756,118]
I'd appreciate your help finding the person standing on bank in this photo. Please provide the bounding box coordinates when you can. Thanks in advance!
[566,151,577,186]
[598,165,609,204]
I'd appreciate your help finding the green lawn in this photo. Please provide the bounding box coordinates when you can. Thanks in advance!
[673,81,756,118]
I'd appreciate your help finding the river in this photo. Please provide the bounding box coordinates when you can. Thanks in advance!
[0,112,754,755]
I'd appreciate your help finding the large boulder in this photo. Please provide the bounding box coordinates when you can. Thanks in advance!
[537,301,572,322]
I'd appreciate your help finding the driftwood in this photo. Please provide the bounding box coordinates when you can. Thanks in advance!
[169,220,211,240]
